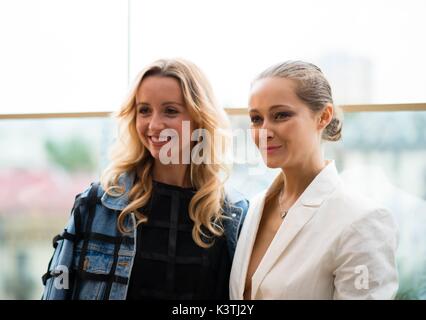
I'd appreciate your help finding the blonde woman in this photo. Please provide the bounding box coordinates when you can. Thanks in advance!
[230,60,398,299]
[42,58,248,300]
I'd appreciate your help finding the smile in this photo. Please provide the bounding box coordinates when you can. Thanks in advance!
[265,145,282,153]
[148,135,172,146]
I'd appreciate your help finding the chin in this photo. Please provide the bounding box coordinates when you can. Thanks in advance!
[265,161,283,169]
[261,154,286,169]
[150,152,160,160]
[149,148,163,160]
[261,157,280,169]
[143,145,158,159]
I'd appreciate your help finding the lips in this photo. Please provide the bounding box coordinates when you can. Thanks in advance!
[263,145,282,154]
[149,135,171,142]
[148,135,172,147]
[266,145,281,151]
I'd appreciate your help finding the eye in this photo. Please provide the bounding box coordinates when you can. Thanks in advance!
[165,106,179,115]
[274,112,292,120]
[138,105,151,115]
[250,115,263,125]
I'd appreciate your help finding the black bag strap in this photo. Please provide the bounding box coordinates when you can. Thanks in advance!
[102,235,123,300]
[51,230,132,246]
[41,269,53,286]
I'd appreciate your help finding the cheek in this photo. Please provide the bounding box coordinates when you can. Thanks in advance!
[273,123,291,143]
[289,121,317,146]
[174,119,186,135]
[176,117,195,137]
[251,128,259,146]
[135,118,148,140]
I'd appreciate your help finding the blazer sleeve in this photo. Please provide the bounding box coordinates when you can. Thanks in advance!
[332,208,399,299]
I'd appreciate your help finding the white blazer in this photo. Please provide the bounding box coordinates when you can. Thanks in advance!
[230,161,399,300]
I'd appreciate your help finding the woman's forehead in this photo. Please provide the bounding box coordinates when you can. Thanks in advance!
[249,77,299,109]
[137,76,183,102]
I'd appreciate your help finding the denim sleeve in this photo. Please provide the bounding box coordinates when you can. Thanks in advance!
[41,190,89,300]
[223,198,250,261]
[236,198,249,239]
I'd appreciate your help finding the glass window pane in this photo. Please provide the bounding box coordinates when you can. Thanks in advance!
[0,117,112,299]
[129,0,426,107]
[0,0,128,114]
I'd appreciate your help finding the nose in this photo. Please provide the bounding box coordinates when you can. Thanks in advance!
[148,111,165,133]
[254,122,274,148]
[266,129,274,140]
[261,120,274,140]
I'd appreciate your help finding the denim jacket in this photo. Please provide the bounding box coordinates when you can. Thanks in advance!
[41,172,249,300]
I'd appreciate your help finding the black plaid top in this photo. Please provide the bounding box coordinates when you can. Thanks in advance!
[126,180,231,300]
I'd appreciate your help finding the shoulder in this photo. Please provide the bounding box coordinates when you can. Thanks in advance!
[326,185,398,241]
[250,189,268,207]
[333,184,394,220]
[78,181,105,201]
[223,184,249,215]
[222,185,249,237]
[224,184,248,205]
[71,182,118,234]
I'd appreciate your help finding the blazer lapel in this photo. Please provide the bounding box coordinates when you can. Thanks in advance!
[233,192,267,299]
[250,160,341,299]
[250,204,320,298]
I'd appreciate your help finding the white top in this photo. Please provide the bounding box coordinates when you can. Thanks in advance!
[230,161,399,300]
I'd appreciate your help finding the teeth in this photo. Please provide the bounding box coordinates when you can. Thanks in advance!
[150,136,170,142]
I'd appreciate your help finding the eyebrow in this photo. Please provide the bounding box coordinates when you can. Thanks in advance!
[135,101,185,107]
[249,104,293,112]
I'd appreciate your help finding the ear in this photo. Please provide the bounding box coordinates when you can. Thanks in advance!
[317,103,333,130]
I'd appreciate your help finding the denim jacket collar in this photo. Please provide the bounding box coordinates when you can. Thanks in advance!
[101,171,136,211]
[101,170,246,211]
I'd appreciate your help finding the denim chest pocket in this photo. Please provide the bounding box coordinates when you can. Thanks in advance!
[72,240,134,300]
[73,242,114,300]
[115,248,133,278]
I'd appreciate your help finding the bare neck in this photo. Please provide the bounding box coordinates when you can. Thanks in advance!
[281,155,327,201]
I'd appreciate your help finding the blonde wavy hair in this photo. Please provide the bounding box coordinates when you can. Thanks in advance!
[101,58,231,248]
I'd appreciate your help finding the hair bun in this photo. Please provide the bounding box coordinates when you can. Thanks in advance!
[323,117,342,141]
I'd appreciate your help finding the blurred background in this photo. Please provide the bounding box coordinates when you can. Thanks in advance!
[0,0,425,299]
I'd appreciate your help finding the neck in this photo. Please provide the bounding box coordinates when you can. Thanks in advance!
[152,160,192,188]
[281,153,327,201]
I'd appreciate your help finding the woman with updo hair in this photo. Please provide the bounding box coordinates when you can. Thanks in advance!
[230,60,398,300]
